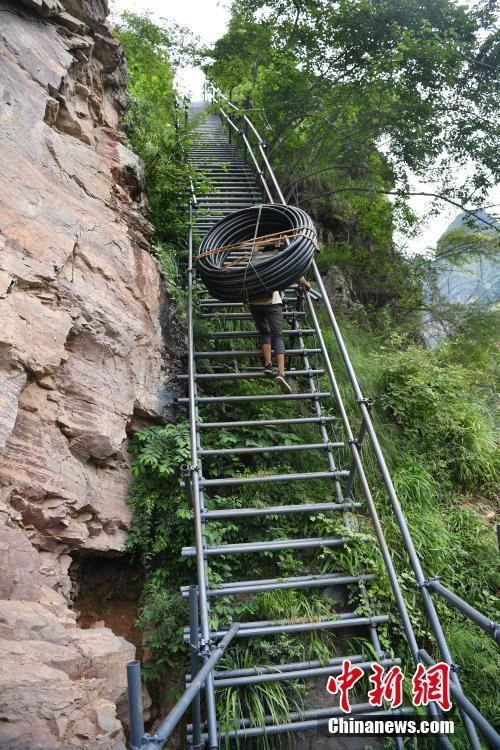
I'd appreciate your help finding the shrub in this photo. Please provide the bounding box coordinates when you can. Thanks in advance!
[378,347,499,489]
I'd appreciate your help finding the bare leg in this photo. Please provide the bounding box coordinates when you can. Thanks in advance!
[276,353,285,376]
[261,343,272,366]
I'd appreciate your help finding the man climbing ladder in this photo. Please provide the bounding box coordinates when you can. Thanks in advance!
[249,276,311,393]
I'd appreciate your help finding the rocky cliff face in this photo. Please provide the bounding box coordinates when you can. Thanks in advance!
[0,1,177,746]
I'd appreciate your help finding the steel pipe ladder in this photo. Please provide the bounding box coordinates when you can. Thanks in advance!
[167,96,499,750]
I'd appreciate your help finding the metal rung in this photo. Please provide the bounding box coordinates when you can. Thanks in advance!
[204,196,262,201]
[198,171,253,176]
[198,195,255,200]
[181,535,347,557]
[201,293,299,301]
[200,312,307,320]
[199,190,257,195]
[200,300,297,308]
[191,162,244,166]
[199,441,342,457]
[178,369,324,381]
[217,252,281,258]
[210,572,370,590]
[197,189,256,195]
[194,348,320,358]
[201,302,297,306]
[200,191,261,197]
[198,202,254,207]
[191,653,365,681]
[197,415,337,429]
[195,162,243,166]
[188,704,414,742]
[196,215,228,221]
[190,162,251,166]
[212,657,400,688]
[197,179,256,184]
[178,392,330,405]
[203,613,390,640]
[210,328,315,339]
[201,297,299,305]
[198,190,256,196]
[200,200,261,205]
[194,174,251,178]
[200,499,356,517]
[197,206,254,212]
[197,210,256,216]
[195,163,251,167]
[186,609,354,634]
[196,170,252,175]
[181,571,373,598]
[195,180,254,183]
[199,470,348,487]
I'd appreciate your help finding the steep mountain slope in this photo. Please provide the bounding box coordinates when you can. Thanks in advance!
[435,210,499,307]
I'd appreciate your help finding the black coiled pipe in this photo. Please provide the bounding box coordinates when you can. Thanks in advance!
[196,204,317,302]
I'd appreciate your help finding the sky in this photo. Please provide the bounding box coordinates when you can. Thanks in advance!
[109,0,499,255]
[110,0,228,97]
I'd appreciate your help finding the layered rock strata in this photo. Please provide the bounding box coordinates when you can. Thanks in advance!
[0,1,176,746]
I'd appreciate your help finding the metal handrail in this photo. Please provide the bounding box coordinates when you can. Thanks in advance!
[205,81,499,749]
[426,578,500,643]
[184,201,218,749]
[419,650,500,748]
[126,623,239,750]
[126,202,222,750]
[174,94,197,208]
[208,82,286,203]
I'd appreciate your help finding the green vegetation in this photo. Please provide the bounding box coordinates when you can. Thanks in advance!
[208,0,498,204]
[114,5,499,746]
[127,307,499,740]
[114,11,199,289]
[126,422,191,674]
[207,0,499,321]
[328,317,500,730]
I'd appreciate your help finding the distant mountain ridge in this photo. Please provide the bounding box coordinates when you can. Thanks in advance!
[435,209,499,308]
[440,208,499,237]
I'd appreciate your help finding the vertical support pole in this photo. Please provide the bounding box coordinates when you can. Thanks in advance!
[305,291,421,663]
[187,203,218,750]
[182,467,194,509]
[243,118,248,163]
[312,263,481,750]
[127,660,144,750]
[344,402,372,499]
[305,291,453,743]
[189,586,203,749]
[293,314,343,503]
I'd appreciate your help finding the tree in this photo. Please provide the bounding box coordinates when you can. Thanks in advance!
[206,0,498,319]
[207,0,499,222]
[114,12,199,242]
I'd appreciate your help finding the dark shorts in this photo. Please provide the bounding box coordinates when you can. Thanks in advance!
[249,303,285,355]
